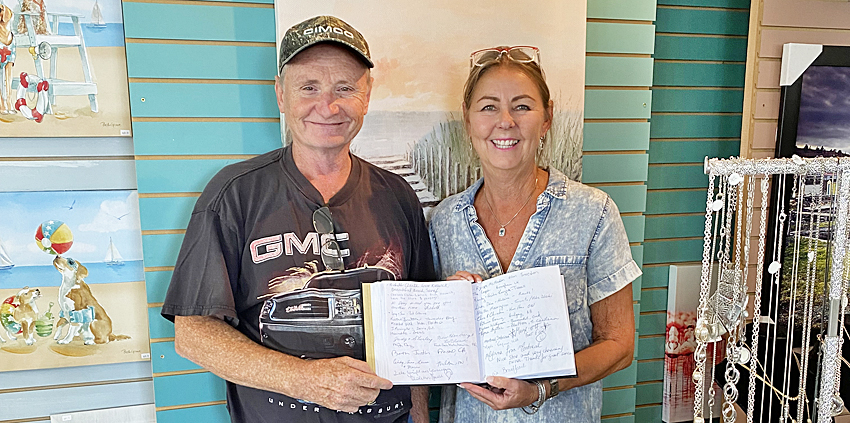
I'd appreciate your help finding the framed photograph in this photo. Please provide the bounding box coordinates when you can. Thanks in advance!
[757,43,850,420]
[767,44,850,331]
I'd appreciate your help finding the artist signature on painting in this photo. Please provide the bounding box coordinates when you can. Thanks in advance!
[122,349,142,354]
[101,122,121,127]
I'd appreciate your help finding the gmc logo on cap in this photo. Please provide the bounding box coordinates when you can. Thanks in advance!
[303,26,354,39]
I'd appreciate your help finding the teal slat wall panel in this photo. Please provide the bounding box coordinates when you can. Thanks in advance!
[640,289,667,312]
[631,245,644,267]
[2,362,152,390]
[646,190,708,214]
[149,307,174,339]
[635,405,662,422]
[133,122,281,155]
[157,404,231,423]
[654,35,747,61]
[586,22,656,54]
[583,122,651,152]
[655,8,748,35]
[129,83,278,118]
[658,0,748,7]
[585,90,652,119]
[635,382,663,406]
[603,361,638,388]
[637,359,664,382]
[126,44,276,80]
[586,56,655,87]
[623,215,646,243]
[602,416,636,423]
[587,0,656,20]
[644,239,704,264]
[639,312,666,335]
[0,382,154,421]
[648,140,740,164]
[151,341,202,374]
[637,336,664,360]
[139,197,197,230]
[146,270,173,304]
[601,388,637,416]
[645,215,706,239]
[136,159,237,193]
[596,185,647,213]
[154,372,227,407]
[634,305,641,332]
[650,114,743,139]
[122,3,275,42]
[651,89,744,113]
[646,164,706,189]
[653,62,746,87]
[641,266,669,288]
[142,234,184,268]
[582,154,649,183]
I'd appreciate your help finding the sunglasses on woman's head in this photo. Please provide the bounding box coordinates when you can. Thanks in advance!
[469,46,540,68]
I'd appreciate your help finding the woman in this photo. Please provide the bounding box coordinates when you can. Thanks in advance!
[430,46,641,421]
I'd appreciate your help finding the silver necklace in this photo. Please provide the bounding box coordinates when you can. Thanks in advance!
[483,175,538,237]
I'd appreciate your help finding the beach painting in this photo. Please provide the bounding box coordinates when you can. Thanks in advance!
[0,0,131,136]
[274,0,586,212]
[0,190,149,372]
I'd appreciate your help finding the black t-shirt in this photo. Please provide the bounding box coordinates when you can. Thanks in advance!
[162,146,435,423]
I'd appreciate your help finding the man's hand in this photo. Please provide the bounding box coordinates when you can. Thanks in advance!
[174,315,392,413]
[299,356,393,412]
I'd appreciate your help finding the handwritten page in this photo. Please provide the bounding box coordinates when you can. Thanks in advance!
[472,266,576,379]
[370,281,482,384]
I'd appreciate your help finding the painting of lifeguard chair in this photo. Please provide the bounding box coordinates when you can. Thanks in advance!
[0,0,131,137]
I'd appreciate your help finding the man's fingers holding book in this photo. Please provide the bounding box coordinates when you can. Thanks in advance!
[302,356,393,411]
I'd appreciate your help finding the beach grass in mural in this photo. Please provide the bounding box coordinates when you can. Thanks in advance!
[275,0,586,208]
[0,0,131,137]
[0,190,149,372]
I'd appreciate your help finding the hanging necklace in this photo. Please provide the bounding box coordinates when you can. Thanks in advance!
[483,175,538,237]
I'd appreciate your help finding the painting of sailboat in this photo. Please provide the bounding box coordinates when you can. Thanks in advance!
[0,235,14,270]
[87,0,107,30]
[104,237,123,266]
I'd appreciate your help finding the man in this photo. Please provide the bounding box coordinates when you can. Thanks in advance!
[161,15,434,423]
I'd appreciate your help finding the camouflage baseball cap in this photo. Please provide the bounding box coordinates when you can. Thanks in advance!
[279,15,373,74]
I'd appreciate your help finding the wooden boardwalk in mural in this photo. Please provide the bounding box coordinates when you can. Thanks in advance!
[368,156,441,208]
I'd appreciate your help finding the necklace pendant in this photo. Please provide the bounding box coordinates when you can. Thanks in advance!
[498,227,506,237]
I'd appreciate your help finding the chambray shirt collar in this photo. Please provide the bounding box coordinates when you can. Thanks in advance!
[450,167,570,214]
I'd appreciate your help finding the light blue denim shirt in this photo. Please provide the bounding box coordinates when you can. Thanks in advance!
[429,168,641,423]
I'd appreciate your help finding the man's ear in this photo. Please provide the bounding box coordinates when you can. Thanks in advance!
[274,75,286,115]
[363,75,373,115]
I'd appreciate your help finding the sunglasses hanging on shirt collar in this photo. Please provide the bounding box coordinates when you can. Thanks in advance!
[312,206,344,271]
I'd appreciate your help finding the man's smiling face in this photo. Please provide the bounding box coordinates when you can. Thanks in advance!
[277,43,372,154]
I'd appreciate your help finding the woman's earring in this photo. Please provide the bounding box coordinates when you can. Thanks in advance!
[538,137,544,153]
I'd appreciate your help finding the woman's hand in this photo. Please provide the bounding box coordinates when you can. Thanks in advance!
[447,271,483,283]
[459,376,540,410]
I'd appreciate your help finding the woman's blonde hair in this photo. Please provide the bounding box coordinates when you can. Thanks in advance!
[462,47,551,121]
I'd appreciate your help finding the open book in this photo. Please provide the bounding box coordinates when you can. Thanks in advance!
[363,265,576,384]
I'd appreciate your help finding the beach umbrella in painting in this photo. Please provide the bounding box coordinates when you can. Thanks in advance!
[34,220,73,255]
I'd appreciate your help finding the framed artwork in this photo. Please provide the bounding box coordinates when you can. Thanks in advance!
[767,44,850,332]
[756,43,850,420]
[273,0,586,211]
[0,0,131,136]
[0,189,150,372]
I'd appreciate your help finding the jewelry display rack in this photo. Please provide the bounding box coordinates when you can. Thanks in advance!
[694,156,849,423]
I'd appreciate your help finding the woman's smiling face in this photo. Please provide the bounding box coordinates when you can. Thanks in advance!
[464,66,552,175]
